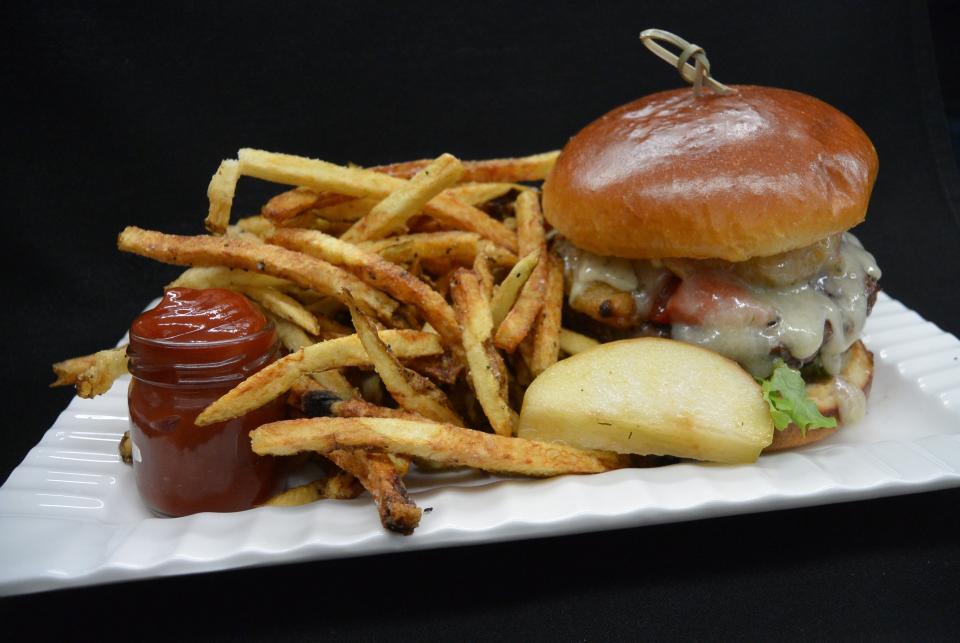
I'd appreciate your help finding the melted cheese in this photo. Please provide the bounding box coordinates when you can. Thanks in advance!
[693,233,879,377]
[557,233,880,379]
[833,376,867,424]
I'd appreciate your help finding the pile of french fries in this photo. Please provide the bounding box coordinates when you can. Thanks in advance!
[52,147,655,535]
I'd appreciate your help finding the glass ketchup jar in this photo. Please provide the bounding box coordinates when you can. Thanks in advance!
[127,287,285,516]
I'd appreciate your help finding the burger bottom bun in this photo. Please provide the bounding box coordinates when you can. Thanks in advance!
[763,340,874,452]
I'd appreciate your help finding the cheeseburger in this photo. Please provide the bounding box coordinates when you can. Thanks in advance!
[543,85,881,450]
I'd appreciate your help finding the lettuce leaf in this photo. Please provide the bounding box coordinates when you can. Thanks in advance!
[759,361,837,435]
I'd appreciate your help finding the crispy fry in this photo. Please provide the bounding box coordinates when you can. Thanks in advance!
[260,150,553,225]
[51,352,100,387]
[309,197,380,222]
[445,182,530,206]
[559,328,600,355]
[421,192,517,252]
[225,225,264,243]
[118,227,397,320]
[252,417,631,476]
[236,215,276,239]
[243,149,516,250]
[269,315,315,352]
[373,151,560,183]
[262,473,363,506]
[119,431,132,465]
[347,299,463,425]
[269,228,461,349]
[242,285,320,335]
[324,449,422,535]
[310,370,360,400]
[341,153,465,242]
[515,192,545,256]
[358,231,516,269]
[527,254,564,376]
[473,249,495,300]
[404,353,464,385]
[494,191,549,351]
[205,159,240,234]
[262,187,346,223]
[490,249,540,328]
[195,330,442,425]
[63,347,129,398]
[450,269,516,436]
[168,266,293,291]
[332,399,435,422]
[239,148,401,198]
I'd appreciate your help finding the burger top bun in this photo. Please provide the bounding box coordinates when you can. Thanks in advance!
[542,85,878,262]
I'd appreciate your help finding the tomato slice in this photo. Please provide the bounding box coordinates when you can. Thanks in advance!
[658,272,777,327]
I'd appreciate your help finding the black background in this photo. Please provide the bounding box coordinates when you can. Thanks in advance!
[2,1,959,640]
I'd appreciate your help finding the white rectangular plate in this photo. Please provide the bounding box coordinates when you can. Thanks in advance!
[2,292,959,596]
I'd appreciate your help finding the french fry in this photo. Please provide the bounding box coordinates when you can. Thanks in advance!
[310,370,360,401]
[242,285,320,335]
[473,249,495,301]
[347,298,463,425]
[74,347,129,398]
[118,227,398,321]
[490,249,540,328]
[559,328,600,355]
[268,228,461,349]
[205,159,240,234]
[332,399,436,422]
[260,149,555,226]
[373,151,560,183]
[527,254,564,376]
[273,184,523,230]
[239,148,401,199]
[236,216,276,239]
[405,353,464,385]
[310,315,352,341]
[262,473,363,506]
[310,197,380,222]
[494,191,549,351]
[341,153,465,242]
[358,232,516,270]
[421,192,517,252]
[119,431,133,465]
[51,352,101,387]
[262,187,348,223]
[324,448,422,534]
[195,330,443,426]
[251,417,632,476]
[450,269,516,436]
[445,182,530,206]
[241,149,516,251]
[225,225,264,243]
[270,315,315,352]
[168,266,293,291]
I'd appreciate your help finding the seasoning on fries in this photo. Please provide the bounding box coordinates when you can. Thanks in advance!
[54,145,671,535]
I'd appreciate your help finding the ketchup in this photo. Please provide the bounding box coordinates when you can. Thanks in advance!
[127,288,285,516]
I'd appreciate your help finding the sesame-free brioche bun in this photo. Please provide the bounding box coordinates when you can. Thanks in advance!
[542,85,878,262]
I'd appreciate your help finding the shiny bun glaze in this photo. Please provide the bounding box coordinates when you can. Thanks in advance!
[543,85,878,261]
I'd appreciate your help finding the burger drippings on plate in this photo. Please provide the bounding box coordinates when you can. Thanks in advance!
[555,233,881,379]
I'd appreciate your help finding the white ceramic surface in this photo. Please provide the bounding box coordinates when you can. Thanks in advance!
[2,292,959,596]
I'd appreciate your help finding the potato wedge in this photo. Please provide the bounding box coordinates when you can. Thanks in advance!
[517,338,774,463]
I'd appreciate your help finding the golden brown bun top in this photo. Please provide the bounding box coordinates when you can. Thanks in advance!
[543,85,878,261]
